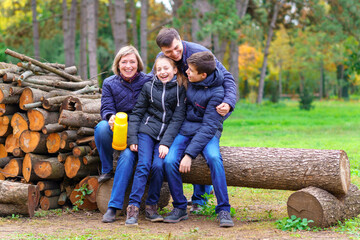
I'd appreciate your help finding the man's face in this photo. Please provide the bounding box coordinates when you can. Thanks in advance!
[161,38,183,62]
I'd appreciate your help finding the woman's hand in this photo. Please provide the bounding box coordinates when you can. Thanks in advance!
[179,154,192,173]
[216,103,230,116]
[159,145,169,159]
[130,144,138,152]
[108,114,116,130]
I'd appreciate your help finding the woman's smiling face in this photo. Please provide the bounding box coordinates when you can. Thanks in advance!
[118,53,138,79]
[155,58,177,83]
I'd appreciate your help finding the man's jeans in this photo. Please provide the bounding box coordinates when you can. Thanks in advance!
[128,133,164,208]
[164,134,231,213]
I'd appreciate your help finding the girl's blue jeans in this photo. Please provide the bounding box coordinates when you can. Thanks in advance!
[164,134,231,213]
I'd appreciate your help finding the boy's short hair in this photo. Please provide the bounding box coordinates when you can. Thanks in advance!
[187,51,216,76]
[156,28,181,48]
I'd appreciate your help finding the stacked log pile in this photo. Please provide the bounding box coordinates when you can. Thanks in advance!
[0,49,102,215]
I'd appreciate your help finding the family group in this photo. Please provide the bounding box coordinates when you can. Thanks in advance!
[94,27,237,228]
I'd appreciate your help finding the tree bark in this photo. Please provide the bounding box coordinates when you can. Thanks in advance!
[86,0,98,82]
[61,96,101,113]
[42,123,66,135]
[34,157,65,180]
[77,127,94,136]
[109,0,127,53]
[62,0,77,67]
[58,152,72,163]
[58,191,68,205]
[37,180,60,191]
[287,184,360,228]
[28,108,60,131]
[182,147,350,196]
[19,88,49,110]
[58,110,101,128]
[19,130,48,154]
[0,181,40,217]
[79,0,88,80]
[83,155,99,165]
[31,0,40,60]
[0,104,19,117]
[10,112,29,138]
[73,146,92,157]
[257,1,282,104]
[44,189,62,197]
[130,0,138,49]
[191,0,212,49]
[0,157,11,168]
[140,0,148,68]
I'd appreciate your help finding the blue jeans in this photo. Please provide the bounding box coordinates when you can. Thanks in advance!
[128,133,164,208]
[192,184,213,206]
[164,134,231,213]
[94,120,114,174]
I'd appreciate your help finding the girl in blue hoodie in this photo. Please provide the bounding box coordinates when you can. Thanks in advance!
[125,55,187,226]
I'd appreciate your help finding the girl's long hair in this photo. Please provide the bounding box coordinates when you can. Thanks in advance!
[154,55,188,89]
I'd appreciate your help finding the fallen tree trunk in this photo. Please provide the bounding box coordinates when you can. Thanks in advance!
[287,184,360,228]
[181,147,350,197]
[0,181,40,217]
[77,127,94,136]
[19,88,50,110]
[58,110,101,128]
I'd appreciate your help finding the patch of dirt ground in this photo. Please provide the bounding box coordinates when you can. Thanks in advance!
[0,209,352,239]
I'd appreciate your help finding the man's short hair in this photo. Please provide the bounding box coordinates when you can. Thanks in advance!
[187,51,216,76]
[156,28,181,48]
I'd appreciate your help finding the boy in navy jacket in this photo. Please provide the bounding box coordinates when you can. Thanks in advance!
[163,51,234,227]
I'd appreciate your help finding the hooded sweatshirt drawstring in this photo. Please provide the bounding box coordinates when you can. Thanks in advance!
[150,77,155,103]
[176,83,180,107]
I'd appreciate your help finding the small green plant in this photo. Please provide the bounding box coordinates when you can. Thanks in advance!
[158,207,171,215]
[73,184,93,211]
[276,215,314,231]
[7,214,20,220]
[193,193,236,219]
[299,88,314,111]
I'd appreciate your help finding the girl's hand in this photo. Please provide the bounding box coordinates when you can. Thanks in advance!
[108,114,116,130]
[159,145,169,159]
[179,155,192,173]
[130,144,138,152]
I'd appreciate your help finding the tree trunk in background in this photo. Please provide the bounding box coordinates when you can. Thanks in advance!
[213,35,226,62]
[257,0,282,104]
[130,0,138,49]
[278,59,282,99]
[172,0,182,17]
[79,0,88,80]
[62,0,77,67]
[31,0,40,60]
[229,0,249,101]
[140,0,148,68]
[87,0,98,82]
[191,0,212,49]
[109,0,127,53]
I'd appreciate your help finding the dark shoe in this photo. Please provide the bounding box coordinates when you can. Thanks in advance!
[102,207,116,223]
[125,205,139,226]
[145,205,163,222]
[187,199,192,206]
[98,172,113,183]
[217,210,234,227]
[190,203,201,214]
[163,208,188,223]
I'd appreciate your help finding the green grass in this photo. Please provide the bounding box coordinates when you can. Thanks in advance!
[221,100,360,179]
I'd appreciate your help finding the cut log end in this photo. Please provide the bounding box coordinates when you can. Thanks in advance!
[19,131,40,153]
[339,150,350,195]
[19,88,34,110]
[28,109,44,131]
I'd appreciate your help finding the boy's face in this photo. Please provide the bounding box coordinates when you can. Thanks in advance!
[161,38,183,62]
[186,64,206,83]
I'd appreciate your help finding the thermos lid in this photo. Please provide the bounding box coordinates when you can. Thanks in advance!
[115,112,128,124]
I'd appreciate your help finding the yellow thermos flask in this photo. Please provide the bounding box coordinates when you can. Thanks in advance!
[112,112,128,150]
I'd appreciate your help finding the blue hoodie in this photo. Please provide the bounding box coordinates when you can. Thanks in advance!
[180,68,225,158]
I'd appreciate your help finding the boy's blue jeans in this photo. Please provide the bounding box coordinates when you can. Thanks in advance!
[128,133,164,208]
[164,134,231,213]
[94,120,114,174]
[94,121,161,209]
[192,184,213,206]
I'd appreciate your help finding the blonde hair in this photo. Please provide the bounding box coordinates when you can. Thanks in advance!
[112,45,144,76]
[154,55,187,89]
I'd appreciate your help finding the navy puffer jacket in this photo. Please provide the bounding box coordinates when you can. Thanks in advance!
[100,72,152,121]
[128,75,186,147]
[180,68,225,158]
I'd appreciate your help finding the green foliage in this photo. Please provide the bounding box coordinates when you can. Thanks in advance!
[276,215,314,231]
[299,88,314,111]
[335,217,360,239]
[6,214,21,220]
[73,184,93,211]
[193,193,236,219]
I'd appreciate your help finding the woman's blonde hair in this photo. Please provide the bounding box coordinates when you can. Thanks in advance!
[112,45,144,76]
[154,55,188,89]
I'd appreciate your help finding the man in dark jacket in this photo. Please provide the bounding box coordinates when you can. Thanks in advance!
[156,27,237,212]
[163,52,234,228]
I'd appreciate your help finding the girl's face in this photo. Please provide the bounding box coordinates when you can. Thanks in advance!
[118,53,138,79]
[155,58,177,83]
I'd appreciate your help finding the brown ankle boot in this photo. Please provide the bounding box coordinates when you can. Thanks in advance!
[145,205,163,222]
[125,205,139,226]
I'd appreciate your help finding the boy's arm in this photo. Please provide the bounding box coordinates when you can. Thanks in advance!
[128,85,150,145]
[184,90,224,159]
[215,59,237,112]
[100,81,117,121]
[160,87,186,147]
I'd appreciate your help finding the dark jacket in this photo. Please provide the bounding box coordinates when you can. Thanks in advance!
[100,72,152,121]
[180,68,225,159]
[128,75,186,147]
[156,40,236,112]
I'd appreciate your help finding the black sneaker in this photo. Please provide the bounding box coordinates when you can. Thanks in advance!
[163,208,188,223]
[102,207,116,223]
[217,210,234,227]
[145,205,164,222]
[190,203,201,214]
[98,172,113,183]
[125,205,139,226]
